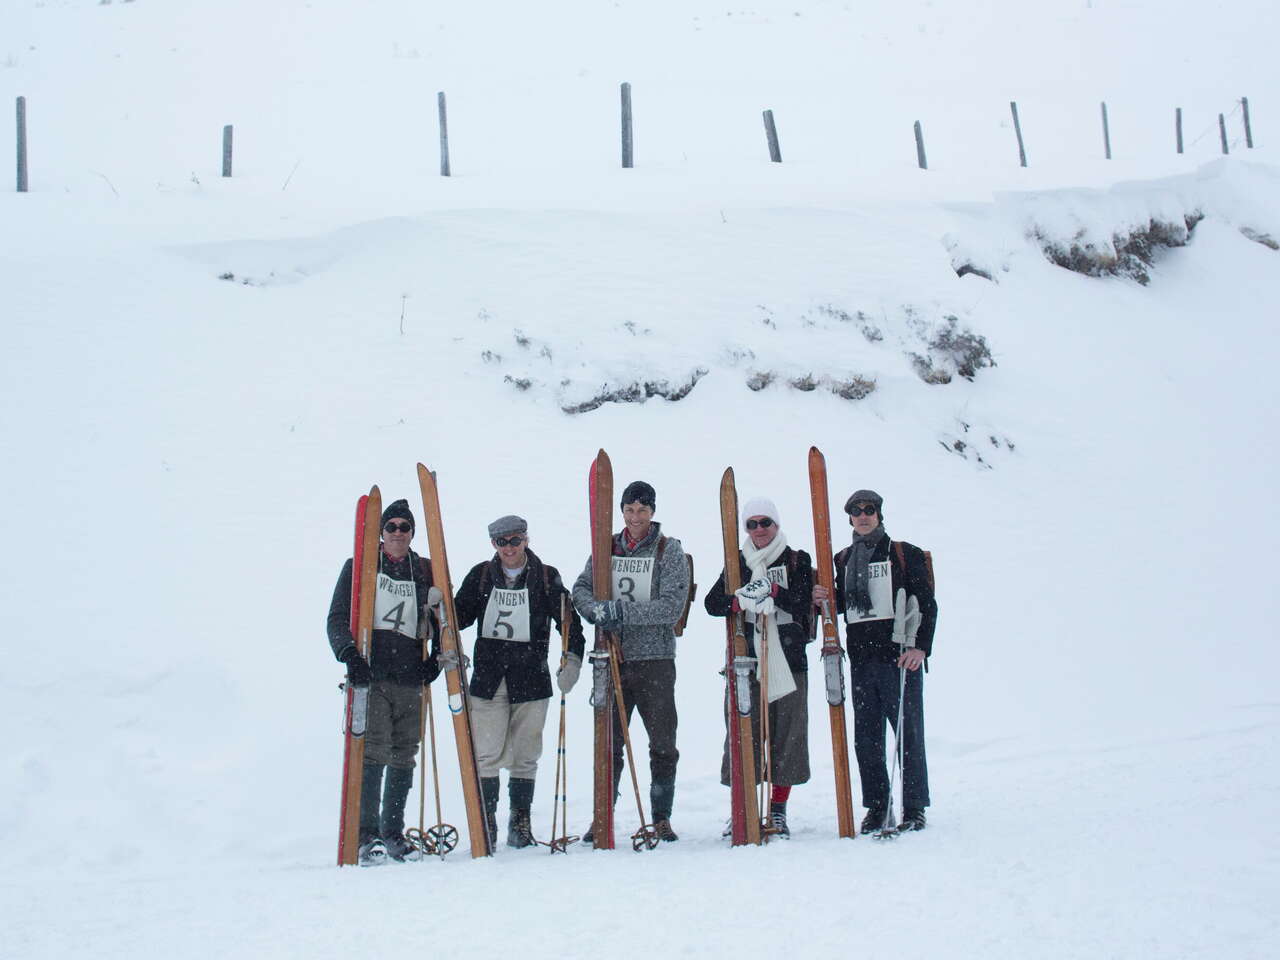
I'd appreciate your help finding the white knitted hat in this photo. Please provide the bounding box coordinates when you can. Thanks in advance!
[740,497,780,529]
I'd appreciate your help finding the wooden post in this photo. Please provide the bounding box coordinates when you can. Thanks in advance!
[1010,101,1027,167]
[1219,113,1229,154]
[221,124,233,177]
[620,82,633,168]
[1175,107,1184,154]
[914,120,927,170]
[1100,101,1112,159]
[438,92,450,177]
[762,109,781,163]
[16,96,28,192]
[1242,97,1253,148]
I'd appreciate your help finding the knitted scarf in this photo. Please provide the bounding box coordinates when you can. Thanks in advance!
[742,531,796,702]
[846,524,888,615]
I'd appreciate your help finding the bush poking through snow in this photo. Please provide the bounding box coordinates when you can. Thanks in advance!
[561,369,708,414]
[930,316,996,380]
[829,375,877,400]
[955,263,995,281]
[1033,214,1202,286]
[746,370,775,391]
[1240,227,1279,251]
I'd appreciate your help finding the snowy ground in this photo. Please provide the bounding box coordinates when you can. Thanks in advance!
[3,2,1279,958]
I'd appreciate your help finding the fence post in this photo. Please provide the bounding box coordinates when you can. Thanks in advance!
[620,82,633,168]
[1010,101,1027,167]
[437,92,450,177]
[1242,97,1253,148]
[16,96,27,192]
[1175,107,1183,154]
[914,120,927,170]
[1218,113,1229,154]
[1100,101,1111,159]
[762,109,782,162]
[221,125,233,177]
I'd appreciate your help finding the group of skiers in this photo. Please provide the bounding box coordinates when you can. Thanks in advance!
[326,479,937,865]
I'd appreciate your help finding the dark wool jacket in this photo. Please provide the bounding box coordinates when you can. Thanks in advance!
[453,548,585,704]
[832,538,938,665]
[703,546,815,674]
[327,549,441,685]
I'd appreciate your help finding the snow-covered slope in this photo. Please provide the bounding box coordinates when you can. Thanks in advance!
[2,3,1278,958]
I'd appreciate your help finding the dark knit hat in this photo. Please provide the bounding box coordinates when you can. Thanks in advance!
[381,498,416,532]
[620,480,656,511]
[843,489,883,515]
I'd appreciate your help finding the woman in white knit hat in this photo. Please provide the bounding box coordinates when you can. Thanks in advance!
[703,496,814,837]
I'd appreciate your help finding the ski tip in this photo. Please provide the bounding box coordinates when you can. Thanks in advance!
[368,484,380,497]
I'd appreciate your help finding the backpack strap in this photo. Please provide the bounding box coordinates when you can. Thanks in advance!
[893,541,935,594]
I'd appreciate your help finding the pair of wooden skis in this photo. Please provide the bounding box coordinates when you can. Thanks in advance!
[336,468,492,865]
[721,447,856,846]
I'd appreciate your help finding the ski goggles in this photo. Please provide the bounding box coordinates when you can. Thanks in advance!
[494,536,525,547]
[744,518,775,530]
[847,504,879,517]
[383,521,412,533]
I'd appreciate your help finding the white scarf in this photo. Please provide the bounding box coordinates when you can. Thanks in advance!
[741,531,797,702]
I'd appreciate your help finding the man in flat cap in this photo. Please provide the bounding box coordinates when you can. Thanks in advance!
[572,480,690,843]
[453,514,585,849]
[327,498,441,865]
[813,489,937,834]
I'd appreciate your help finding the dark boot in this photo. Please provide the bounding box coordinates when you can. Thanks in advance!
[359,762,384,844]
[507,778,537,848]
[861,806,890,834]
[358,762,387,865]
[481,776,500,848]
[381,766,417,861]
[769,800,790,838]
[900,808,927,831]
[650,781,677,842]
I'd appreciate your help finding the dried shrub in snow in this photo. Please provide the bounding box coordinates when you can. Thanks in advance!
[829,375,876,400]
[1240,227,1279,251]
[1033,214,1202,286]
[746,370,775,391]
[561,369,708,415]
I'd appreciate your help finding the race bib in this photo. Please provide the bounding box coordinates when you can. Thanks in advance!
[375,572,419,639]
[766,563,793,626]
[612,556,654,604]
[844,560,894,624]
[481,587,532,642]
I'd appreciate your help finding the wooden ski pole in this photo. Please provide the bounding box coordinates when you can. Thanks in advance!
[757,612,775,838]
[545,595,580,853]
[607,636,659,851]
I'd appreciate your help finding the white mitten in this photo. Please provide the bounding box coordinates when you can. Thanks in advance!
[892,588,921,649]
[735,578,775,616]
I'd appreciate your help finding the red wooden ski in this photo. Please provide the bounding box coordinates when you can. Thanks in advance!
[337,487,381,866]
[809,447,856,839]
[588,450,616,850]
[721,468,762,846]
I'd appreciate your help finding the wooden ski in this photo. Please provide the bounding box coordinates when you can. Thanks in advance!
[721,467,762,846]
[338,486,381,866]
[417,463,492,858]
[808,447,856,839]
[588,449,616,850]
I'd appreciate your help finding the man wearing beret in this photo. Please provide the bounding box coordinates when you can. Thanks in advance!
[453,515,585,849]
[812,490,938,834]
[572,480,689,843]
[327,498,441,865]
